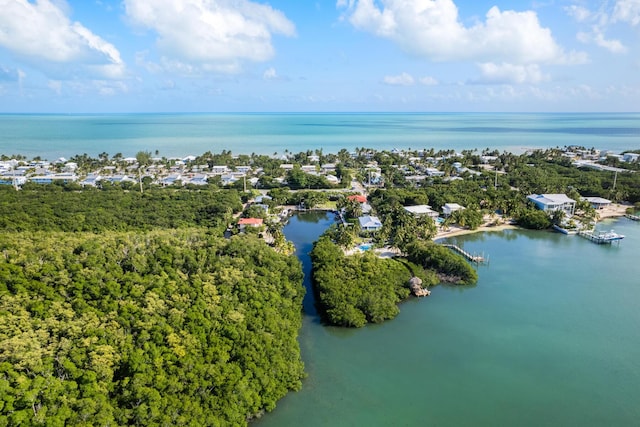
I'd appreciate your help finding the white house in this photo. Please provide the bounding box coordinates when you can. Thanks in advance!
[442,203,465,217]
[403,205,440,219]
[358,215,383,232]
[582,196,611,210]
[527,194,576,216]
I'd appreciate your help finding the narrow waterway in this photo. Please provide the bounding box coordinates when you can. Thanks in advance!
[256,214,640,427]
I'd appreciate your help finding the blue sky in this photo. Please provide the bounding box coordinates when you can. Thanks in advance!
[0,0,639,112]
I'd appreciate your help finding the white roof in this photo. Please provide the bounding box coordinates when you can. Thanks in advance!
[403,205,434,215]
[528,194,576,204]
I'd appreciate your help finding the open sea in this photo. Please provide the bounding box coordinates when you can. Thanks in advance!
[0,112,639,159]
[256,214,640,427]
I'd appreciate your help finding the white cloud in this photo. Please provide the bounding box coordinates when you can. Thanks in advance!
[419,76,438,85]
[567,1,637,52]
[383,72,415,85]
[0,0,125,79]
[577,29,626,54]
[565,5,592,22]
[338,1,583,65]
[476,63,549,84]
[124,0,296,74]
[613,0,640,26]
[263,67,278,80]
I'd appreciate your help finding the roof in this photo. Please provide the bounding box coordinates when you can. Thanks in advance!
[527,194,576,205]
[358,215,382,229]
[582,196,611,204]
[347,194,367,203]
[238,218,264,226]
[403,205,435,215]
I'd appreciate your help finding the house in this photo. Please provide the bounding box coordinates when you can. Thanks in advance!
[425,167,445,177]
[347,194,367,204]
[403,205,440,219]
[80,174,101,187]
[29,173,78,184]
[582,196,611,210]
[254,195,272,204]
[211,165,229,175]
[237,217,264,230]
[527,194,576,216]
[442,203,465,217]
[187,174,209,186]
[358,215,383,232]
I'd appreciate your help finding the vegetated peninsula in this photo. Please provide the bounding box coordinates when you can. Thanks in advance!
[1,145,639,425]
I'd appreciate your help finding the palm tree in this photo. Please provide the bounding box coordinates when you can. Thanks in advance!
[135,151,152,193]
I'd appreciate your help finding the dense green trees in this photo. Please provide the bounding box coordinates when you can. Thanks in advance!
[310,237,437,327]
[0,231,305,426]
[405,241,478,285]
[0,186,242,233]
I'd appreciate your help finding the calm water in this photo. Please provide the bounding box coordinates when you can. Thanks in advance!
[256,214,640,426]
[1,113,639,159]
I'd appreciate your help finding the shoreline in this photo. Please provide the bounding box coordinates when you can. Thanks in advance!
[433,203,631,240]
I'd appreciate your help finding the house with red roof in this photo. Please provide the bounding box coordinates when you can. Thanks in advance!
[237,217,264,231]
[347,194,367,203]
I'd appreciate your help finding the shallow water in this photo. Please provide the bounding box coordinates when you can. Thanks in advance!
[256,215,640,426]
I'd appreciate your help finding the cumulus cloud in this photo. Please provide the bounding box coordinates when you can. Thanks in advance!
[613,0,640,25]
[0,0,125,79]
[476,63,549,84]
[338,0,582,65]
[124,0,296,74]
[383,72,415,85]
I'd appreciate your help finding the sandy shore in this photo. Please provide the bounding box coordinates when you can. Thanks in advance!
[434,223,518,240]
[596,203,631,219]
[433,203,631,240]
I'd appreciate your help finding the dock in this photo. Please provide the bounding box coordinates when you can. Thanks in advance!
[625,214,640,221]
[578,230,625,244]
[441,244,486,264]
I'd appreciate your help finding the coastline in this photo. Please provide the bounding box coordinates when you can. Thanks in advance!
[433,203,630,241]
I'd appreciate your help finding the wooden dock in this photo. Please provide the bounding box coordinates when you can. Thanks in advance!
[625,214,640,221]
[578,230,625,244]
[441,244,486,264]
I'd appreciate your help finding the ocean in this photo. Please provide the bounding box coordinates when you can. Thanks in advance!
[256,214,640,427]
[1,112,639,159]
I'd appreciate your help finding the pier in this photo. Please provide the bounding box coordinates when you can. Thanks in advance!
[625,214,640,221]
[578,230,624,244]
[441,244,487,264]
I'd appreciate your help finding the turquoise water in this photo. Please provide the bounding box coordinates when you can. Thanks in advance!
[256,215,640,426]
[1,112,639,159]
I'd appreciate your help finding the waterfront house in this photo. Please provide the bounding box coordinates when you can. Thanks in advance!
[358,215,383,232]
[403,205,440,219]
[442,203,465,217]
[582,196,612,210]
[527,194,576,216]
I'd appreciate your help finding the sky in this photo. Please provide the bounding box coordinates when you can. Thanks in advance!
[0,0,639,113]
